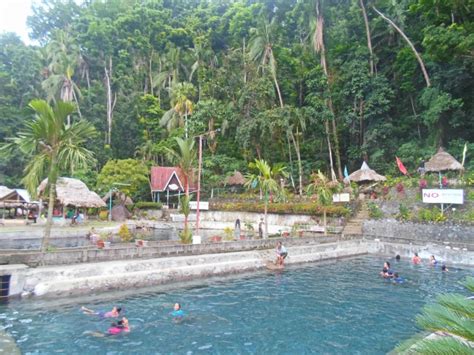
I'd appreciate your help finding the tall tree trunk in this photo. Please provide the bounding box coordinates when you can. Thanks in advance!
[104,57,116,145]
[273,70,284,109]
[243,38,247,84]
[360,0,375,75]
[149,50,154,96]
[290,131,303,196]
[286,135,296,192]
[359,99,365,148]
[323,208,327,236]
[41,153,58,254]
[315,1,343,181]
[373,7,431,87]
[264,195,268,239]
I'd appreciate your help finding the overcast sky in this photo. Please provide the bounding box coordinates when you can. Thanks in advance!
[0,0,35,44]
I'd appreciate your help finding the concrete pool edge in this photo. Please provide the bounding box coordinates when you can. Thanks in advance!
[1,238,472,299]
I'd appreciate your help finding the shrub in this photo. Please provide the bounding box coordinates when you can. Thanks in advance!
[179,227,192,244]
[118,224,132,242]
[397,203,411,221]
[367,202,383,219]
[99,210,109,221]
[418,179,427,190]
[417,208,447,223]
[223,226,233,240]
[396,182,405,193]
[134,201,163,210]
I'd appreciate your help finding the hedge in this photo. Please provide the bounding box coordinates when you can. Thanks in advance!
[134,201,163,210]
[210,201,349,216]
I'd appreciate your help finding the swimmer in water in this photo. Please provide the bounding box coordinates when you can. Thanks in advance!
[81,306,122,318]
[108,317,130,335]
[392,272,405,284]
[380,261,393,278]
[412,253,421,264]
[429,255,438,266]
[441,264,449,272]
[171,303,185,321]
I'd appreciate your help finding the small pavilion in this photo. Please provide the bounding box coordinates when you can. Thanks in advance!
[150,166,196,206]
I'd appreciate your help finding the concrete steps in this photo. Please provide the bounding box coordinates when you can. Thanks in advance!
[342,202,369,236]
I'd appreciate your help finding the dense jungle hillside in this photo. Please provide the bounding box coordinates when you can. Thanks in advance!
[0,0,473,199]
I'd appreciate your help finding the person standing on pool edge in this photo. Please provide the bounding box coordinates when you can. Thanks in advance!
[258,218,264,239]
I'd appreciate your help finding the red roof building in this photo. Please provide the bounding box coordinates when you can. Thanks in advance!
[150,167,196,193]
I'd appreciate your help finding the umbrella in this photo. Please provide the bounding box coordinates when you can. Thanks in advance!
[348,162,386,182]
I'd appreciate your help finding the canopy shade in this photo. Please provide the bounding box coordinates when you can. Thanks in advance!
[425,147,464,172]
[38,177,106,208]
[348,162,387,182]
[225,171,246,186]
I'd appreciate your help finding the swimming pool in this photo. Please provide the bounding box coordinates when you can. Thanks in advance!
[0,255,472,354]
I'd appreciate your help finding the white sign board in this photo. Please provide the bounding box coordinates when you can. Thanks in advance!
[333,193,350,202]
[189,201,209,210]
[422,189,464,204]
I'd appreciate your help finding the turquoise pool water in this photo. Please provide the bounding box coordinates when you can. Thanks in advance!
[1,256,472,354]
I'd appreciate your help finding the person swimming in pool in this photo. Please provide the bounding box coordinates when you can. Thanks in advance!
[441,264,449,272]
[392,273,405,284]
[380,261,393,278]
[107,317,130,335]
[412,253,422,264]
[171,303,185,320]
[82,306,122,318]
[429,255,438,266]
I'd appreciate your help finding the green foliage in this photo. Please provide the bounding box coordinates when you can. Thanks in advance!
[118,223,132,242]
[223,226,233,241]
[179,227,192,244]
[180,195,191,218]
[99,210,108,221]
[134,202,163,210]
[395,277,474,354]
[397,204,412,221]
[96,159,149,200]
[367,202,383,219]
[210,201,349,216]
[417,208,447,223]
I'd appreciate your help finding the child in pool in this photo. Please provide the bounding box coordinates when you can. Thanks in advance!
[171,303,185,320]
[429,255,438,266]
[82,306,122,318]
[108,317,130,335]
[412,253,421,264]
[392,273,405,284]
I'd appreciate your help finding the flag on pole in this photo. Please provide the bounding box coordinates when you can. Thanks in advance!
[396,157,408,175]
[344,165,349,179]
[461,143,468,167]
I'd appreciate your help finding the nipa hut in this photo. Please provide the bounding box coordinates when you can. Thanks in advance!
[225,171,246,186]
[425,147,464,172]
[348,162,387,182]
[0,186,12,199]
[38,177,106,209]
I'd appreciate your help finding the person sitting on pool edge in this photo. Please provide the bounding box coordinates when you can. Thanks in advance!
[380,261,393,278]
[82,305,122,318]
[412,253,422,264]
[275,241,288,266]
[171,303,185,320]
[392,273,405,284]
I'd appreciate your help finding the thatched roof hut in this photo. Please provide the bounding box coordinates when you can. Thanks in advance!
[425,147,464,172]
[225,171,246,186]
[348,162,386,182]
[38,177,106,208]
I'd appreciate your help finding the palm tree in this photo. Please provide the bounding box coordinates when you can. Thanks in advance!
[160,82,196,138]
[248,18,284,108]
[2,100,96,252]
[165,137,196,243]
[307,170,340,235]
[41,30,82,124]
[395,276,474,354]
[245,159,286,238]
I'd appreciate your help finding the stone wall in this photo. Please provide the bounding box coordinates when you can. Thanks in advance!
[363,219,474,249]
[6,239,368,298]
[0,235,359,267]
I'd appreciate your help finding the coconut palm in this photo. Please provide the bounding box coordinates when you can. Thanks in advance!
[160,82,196,138]
[165,137,196,243]
[395,276,474,354]
[245,159,286,238]
[307,170,340,235]
[248,17,284,108]
[2,100,96,253]
[41,30,82,124]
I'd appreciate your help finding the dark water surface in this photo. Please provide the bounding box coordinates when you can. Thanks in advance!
[0,255,472,354]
